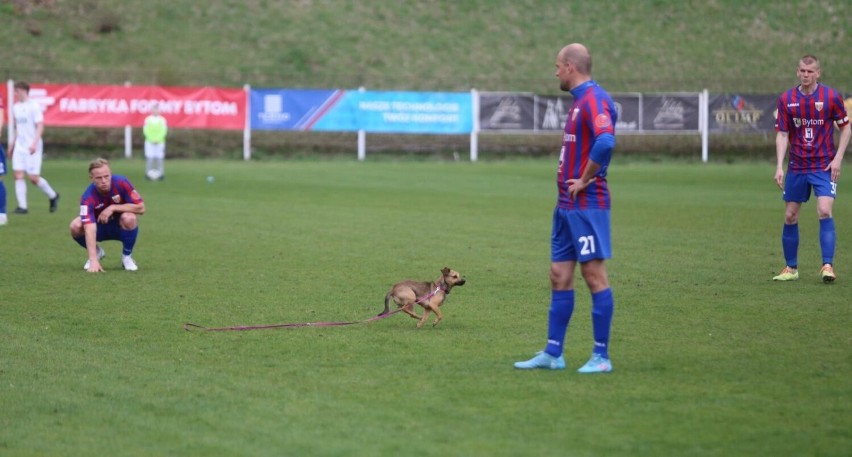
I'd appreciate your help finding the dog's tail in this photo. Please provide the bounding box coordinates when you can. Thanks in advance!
[378,293,391,316]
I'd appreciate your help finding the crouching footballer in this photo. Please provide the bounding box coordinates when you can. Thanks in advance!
[69,158,145,272]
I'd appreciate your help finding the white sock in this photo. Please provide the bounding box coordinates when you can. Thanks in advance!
[15,179,27,209]
[37,177,58,199]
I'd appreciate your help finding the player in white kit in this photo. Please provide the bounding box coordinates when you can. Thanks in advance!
[10,81,59,214]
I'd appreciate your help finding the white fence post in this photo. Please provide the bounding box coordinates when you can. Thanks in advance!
[701,88,709,162]
[6,80,13,152]
[357,86,366,161]
[243,84,251,160]
[124,81,132,159]
[470,88,479,162]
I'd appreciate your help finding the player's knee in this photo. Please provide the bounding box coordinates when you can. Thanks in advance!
[784,210,799,224]
[580,261,609,291]
[119,212,138,229]
[550,264,574,289]
[69,218,83,235]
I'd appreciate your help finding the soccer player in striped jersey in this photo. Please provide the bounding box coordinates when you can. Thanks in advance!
[0,96,7,225]
[69,158,145,272]
[515,43,617,373]
[773,55,850,283]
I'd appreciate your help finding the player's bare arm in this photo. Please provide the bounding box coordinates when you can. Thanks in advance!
[96,202,146,223]
[825,122,850,182]
[84,223,105,273]
[775,131,790,189]
[30,123,44,154]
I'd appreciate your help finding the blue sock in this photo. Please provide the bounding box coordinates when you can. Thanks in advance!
[782,223,799,268]
[0,180,6,214]
[73,236,87,248]
[119,227,138,256]
[819,218,835,265]
[591,288,614,359]
[544,290,575,358]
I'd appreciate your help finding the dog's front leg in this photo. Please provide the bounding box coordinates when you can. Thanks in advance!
[417,307,432,328]
[430,305,443,327]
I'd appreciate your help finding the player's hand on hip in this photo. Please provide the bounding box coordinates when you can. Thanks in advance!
[567,178,589,200]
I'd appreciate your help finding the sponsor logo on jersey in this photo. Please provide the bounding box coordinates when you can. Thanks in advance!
[793,118,825,127]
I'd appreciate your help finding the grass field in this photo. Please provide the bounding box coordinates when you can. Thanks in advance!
[1,158,849,456]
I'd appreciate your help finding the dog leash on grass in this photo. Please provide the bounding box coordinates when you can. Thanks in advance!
[183,308,403,332]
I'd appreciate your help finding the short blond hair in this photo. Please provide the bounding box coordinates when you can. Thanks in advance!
[88,158,110,174]
[800,54,820,69]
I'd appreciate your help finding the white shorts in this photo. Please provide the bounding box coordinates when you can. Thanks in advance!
[12,140,43,175]
[144,141,166,159]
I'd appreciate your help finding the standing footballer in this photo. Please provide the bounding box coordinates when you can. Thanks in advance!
[773,55,850,283]
[515,43,617,373]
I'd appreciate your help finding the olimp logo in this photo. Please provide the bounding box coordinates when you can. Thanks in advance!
[714,95,763,131]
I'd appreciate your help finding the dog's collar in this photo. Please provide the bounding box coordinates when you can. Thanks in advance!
[414,282,448,304]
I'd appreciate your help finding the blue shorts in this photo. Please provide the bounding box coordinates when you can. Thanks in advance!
[94,219,124,241]
[0,144,6,176]
[551,207,612,263]
[783,170,836,202]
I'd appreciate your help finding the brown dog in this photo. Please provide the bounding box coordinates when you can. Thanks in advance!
[380,267,466,328]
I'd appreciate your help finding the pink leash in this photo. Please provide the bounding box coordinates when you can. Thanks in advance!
[183,308,403,332]
[184,283,447,332]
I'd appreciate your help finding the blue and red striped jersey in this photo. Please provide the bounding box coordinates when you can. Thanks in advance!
[776,83,849,173]
[79,175,143,224]
[557,80,617,210]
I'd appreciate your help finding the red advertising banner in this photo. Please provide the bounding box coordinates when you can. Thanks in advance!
[29,84,246,130]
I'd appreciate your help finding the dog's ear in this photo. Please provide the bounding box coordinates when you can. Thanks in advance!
[441,267,450,275]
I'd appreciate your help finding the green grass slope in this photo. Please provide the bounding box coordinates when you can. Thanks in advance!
[1,0,849,93]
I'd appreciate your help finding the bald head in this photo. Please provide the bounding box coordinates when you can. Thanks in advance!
[559,43,592,75]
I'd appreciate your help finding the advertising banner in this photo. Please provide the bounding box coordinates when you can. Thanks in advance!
[708,94,777,132]
[531,94,641,133]
[250,89,472,133]
[29,84,247,130]
[642,94,700,131]
[478,92,535,131]
[250,88,344,130]
[313,91,473,133]
[612,94,641,133]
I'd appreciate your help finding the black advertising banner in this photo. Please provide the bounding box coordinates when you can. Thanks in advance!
[709,94,778,132]
[612,94,641,132]
[642,94,700,131]
[531,94,642,132]
[534,95,571,131]
[478,92,535,131]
